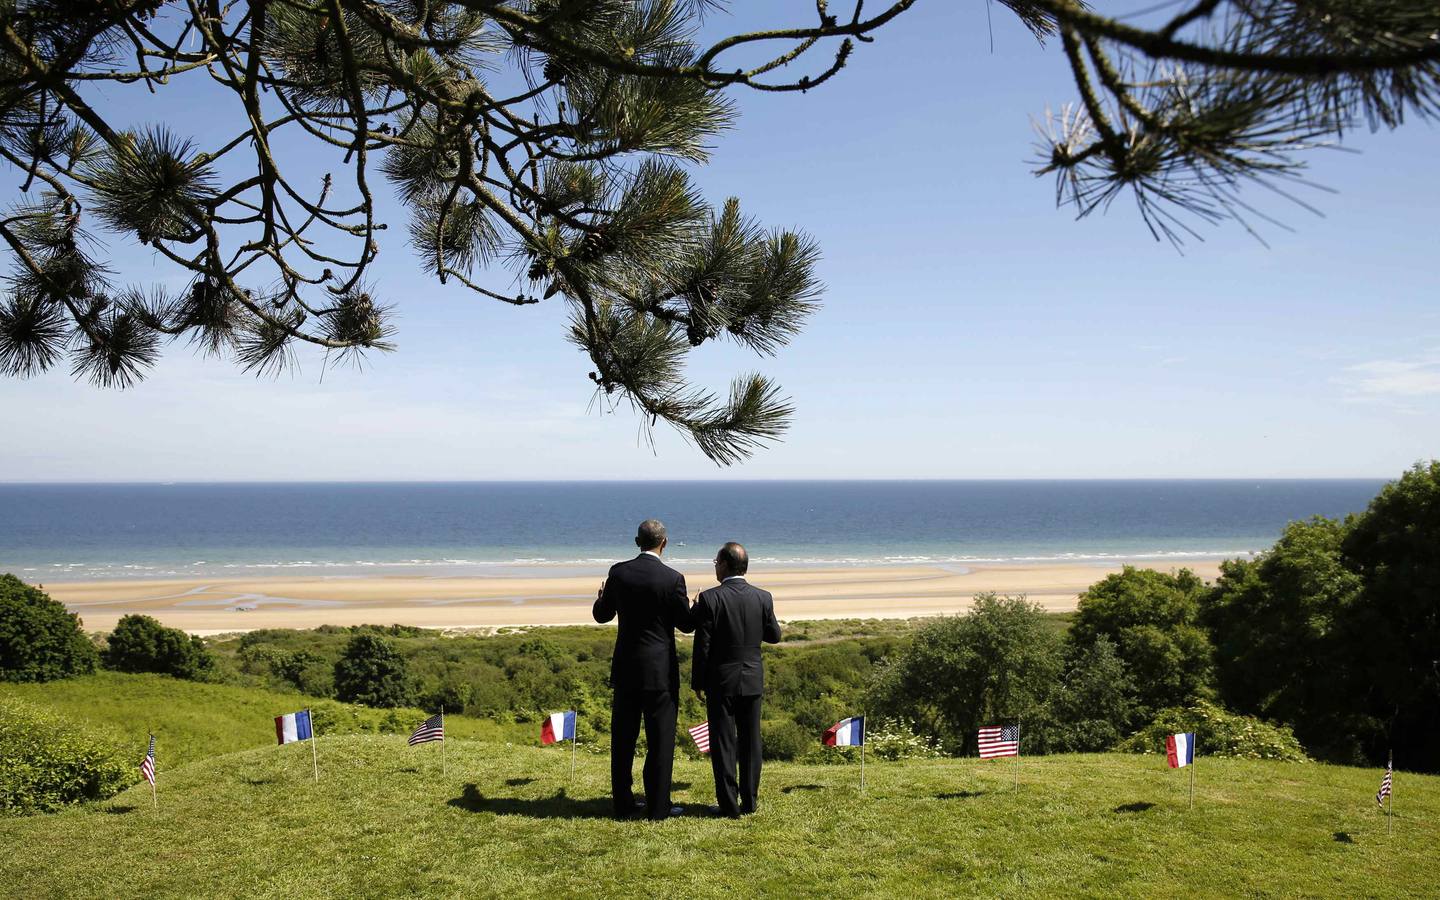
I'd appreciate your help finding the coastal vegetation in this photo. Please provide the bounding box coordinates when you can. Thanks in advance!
[0,573,97,682]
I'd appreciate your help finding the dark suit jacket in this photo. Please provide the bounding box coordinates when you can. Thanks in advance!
[691,577,782,697]
[593,553,694,693]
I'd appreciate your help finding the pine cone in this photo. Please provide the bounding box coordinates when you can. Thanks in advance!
[543,59,568,84]
[574,227,614,262]
[526,257,550,282]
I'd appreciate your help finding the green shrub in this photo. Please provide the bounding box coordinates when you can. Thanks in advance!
[0,574,99,683]
[1117,700,1309,762]
[103,614,214,680]
[333,635,415,708]
[865,719,943,761]
[0,696,135,815]
[761,717,813,761]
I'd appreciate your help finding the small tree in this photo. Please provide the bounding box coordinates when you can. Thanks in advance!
[1037,635,1135,753]
[102,614,214,680]
[333,635,415,708]
[1070,567,1214,720]
[868,594,1063,754]
[0,574,98,683]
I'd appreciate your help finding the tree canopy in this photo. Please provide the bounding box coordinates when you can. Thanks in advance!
[1,1,1436,461]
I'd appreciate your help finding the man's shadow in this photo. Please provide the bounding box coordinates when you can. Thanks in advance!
[449,783,614,819]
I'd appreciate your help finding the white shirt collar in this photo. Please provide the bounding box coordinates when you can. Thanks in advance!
[722,575,746,582]
[642,550,662,559]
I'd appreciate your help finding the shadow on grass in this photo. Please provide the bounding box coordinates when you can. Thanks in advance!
[242,776,278,786]
[1334,832,1355,844]
[672,781,691,791]
[449,783,614,819]
[104,805,139,815]
[1113,802,1155,814]
[935,791,986,801]
[781,784,824,794]
[392,766,421,775]
[505,777,535,787]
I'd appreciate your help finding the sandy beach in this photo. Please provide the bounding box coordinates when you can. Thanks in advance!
[42,559,1227,635]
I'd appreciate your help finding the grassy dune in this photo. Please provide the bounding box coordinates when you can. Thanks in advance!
[3,734,1434,898]
[0,673,524,766]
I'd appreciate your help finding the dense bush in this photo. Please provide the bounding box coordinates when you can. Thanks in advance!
[1070,567,1214,720]
[1117,701,1308,762]
[102,614,215,680]
[0,696,135,814]
[1034,636,1135,754]
[867,594,1063,755]
[864,719,943,761]
[333,635,415,708]
[0,574,99,683]
[760,717,813,761]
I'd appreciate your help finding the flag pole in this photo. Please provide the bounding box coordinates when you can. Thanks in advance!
[309,708,319,781]
[860,715,866,795]
[1387,751,1393,836]
[569,711,577,785]
[1014,725,1020,793]
[149,730,157,810]
[440,706,447,778]
[1188,748,1196,810]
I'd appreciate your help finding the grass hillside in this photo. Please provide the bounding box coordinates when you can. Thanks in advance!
[0,673,524,766]
[3,736,1434,898]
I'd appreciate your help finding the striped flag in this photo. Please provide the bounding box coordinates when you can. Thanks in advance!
[824,716,864,747]
[139,734,156,786]
[408,713,444,746]
[1376,760,1393,806]
[688,721,711,753]
[541,710,576,744]
[1166,732,1196,769]
[978,724,1019,758]
[274,709,313,745]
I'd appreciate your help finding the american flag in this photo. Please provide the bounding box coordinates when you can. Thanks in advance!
[688,721,711,754]
[139,734,156,786]
[408,713,444,746]
[978,724,1020,759]
[1376,760,1392,806]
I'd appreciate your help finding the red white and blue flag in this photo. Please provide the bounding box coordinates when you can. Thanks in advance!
[1376,759,1392,806]
[978,725,1020,758]
[541,710,576,744]
[275,709,313,745]
[824,716,864,747]
[1166,732,1195,769]
[139,734,156,786]
[408,713,444,746]
[688,721,711,753]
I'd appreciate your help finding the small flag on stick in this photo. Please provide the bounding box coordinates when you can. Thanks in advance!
[275,709,319,780]
[1377,753,1393,834]
[824,716,866,793]
[1167,732,1197,808]
[139,733,157,808]
[543,710,579,783]
[1376,759,1392,806]
[688,721,711,753]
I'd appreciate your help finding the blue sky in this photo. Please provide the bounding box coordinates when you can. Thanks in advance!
[1,4,1436,481]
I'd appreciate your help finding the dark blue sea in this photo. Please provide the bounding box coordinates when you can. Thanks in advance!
[0,480,1386,580]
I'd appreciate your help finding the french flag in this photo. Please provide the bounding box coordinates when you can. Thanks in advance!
[824,716,864,747]
[541,710,576,745]
[275,709,313,745]
[1166,732,1195,768]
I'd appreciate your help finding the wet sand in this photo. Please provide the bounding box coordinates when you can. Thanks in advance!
[42,559,1227,635]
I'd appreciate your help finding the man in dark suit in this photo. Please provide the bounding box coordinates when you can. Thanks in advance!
[593,519,694,820]
[691,541,782,817]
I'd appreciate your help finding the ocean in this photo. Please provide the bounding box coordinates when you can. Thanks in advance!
[0,480,1387,581]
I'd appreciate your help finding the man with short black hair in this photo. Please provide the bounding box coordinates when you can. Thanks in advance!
[593,519,694,820]
[691,541,781,817]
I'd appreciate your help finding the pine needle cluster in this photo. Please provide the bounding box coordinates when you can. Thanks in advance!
[0,1,1435,459]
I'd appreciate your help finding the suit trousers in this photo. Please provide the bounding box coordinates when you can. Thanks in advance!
[706,692,763,816]
[610,687,678,819]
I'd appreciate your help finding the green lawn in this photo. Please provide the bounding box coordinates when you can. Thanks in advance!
[0,673,526,766]
[3,736,1433,898]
